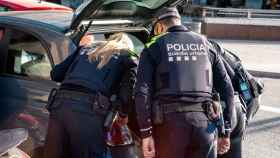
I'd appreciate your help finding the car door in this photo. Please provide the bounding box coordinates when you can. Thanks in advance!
[0,27,58,155]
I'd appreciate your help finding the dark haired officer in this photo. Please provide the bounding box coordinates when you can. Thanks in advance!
[134,7,235,158]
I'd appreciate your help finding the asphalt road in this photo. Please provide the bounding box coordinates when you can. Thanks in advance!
[243,78,280,158]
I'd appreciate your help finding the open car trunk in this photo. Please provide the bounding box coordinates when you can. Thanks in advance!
[70,0,185,30]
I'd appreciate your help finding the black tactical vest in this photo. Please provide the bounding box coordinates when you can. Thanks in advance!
[154,32,213,97]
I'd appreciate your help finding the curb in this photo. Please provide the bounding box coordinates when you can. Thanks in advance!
[248,70,280,79]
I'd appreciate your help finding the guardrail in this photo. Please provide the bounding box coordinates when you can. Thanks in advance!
[199,7,280,19]
[180,6,280,40]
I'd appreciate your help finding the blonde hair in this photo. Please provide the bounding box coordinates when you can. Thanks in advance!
[87,33,134,69]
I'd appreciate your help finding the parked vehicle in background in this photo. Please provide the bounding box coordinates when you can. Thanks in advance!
[0,0,72,12]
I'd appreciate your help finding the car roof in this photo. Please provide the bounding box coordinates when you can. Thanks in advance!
[0,10,149,64]
[0,10,72,32]
[0,0,72,11]
[0,10,149,33]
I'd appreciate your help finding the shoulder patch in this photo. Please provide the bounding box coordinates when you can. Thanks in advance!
[145,32,168,48]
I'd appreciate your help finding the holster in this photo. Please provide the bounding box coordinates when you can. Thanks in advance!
[46,88,58,112]
[203,101,222,122]
[95,93,110,112]
[203,100,226,136]
[152,100,164,125]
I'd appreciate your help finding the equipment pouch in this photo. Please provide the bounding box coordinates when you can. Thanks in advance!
[46,88,58,112]
[95,93,110,112]
[212,101,222,120]
[152,101,164,125]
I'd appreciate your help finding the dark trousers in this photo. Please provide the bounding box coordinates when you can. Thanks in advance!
[44,96,107,158]
[153,112,217,158]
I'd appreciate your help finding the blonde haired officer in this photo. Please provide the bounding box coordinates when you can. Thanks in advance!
[44,33,138,158]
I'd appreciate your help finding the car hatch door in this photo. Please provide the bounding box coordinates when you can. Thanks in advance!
[70,0,185,30]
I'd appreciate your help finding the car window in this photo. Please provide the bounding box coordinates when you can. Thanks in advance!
[75,0,169,10]
[6,29,52,79]
[127,34,144,54]
[62,0,90,9]
[0,5,12,12]
[104,0,168,9]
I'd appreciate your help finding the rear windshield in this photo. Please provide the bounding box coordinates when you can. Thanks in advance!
[103,0,169,9]
[76,0,169,12]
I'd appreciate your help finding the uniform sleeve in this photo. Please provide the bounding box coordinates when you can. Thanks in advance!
[221,56,235,80]
[211,50,235,137]
[50,49,79,82]
[118,55,138,117]
[134,47,156,138]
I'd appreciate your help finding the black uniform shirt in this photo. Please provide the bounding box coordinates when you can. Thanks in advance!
[134,25,234,138]
[51,47,138,115]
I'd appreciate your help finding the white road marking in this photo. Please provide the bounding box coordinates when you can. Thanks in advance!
[260,105,280,114]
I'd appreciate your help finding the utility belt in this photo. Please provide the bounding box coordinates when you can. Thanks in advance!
[152,101,222,125]
[56,89,97,102]
[46,88,110,115]
[162,102,205,113]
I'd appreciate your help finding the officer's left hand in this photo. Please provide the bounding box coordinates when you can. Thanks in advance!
[218,137,230,155]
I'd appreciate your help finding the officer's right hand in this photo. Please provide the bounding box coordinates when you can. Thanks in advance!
[142,136,156,158]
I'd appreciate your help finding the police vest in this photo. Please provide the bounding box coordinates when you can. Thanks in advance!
[62,48,129,96]
[153,32,213,97]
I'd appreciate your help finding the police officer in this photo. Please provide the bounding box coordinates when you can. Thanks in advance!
[44,33,138,158]
[134,7,235,158]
